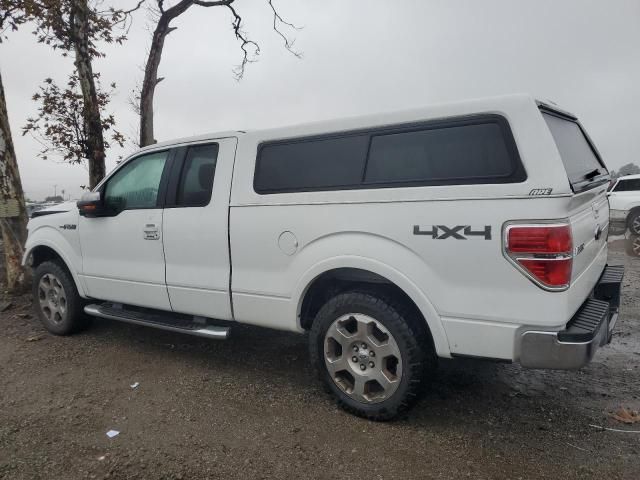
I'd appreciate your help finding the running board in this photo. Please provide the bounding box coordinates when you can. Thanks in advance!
[84,304,230,339]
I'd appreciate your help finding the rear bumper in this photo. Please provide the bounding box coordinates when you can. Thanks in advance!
[518,265,624,370]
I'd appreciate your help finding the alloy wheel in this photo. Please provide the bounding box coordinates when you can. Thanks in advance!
[38,273,68,325]
[324,313,402,404]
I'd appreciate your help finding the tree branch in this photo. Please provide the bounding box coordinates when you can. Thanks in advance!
[268,0,302,58]
[193,0,235,7]
[122,0,147,16]
[225,2,260,80]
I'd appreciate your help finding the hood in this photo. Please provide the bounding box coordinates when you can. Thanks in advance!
[31,201,77,218]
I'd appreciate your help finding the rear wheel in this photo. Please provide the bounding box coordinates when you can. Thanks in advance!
[309,290,435,420]
[629,212,640,235]
[33,261,88,335]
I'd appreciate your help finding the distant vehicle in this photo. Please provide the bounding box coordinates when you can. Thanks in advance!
[23,95,623,420]
[608,174,640,235]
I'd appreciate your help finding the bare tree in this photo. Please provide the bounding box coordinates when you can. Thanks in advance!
[0,71,29,292]
[138,0,301,147]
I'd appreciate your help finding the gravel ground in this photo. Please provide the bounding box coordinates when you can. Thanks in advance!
[0,241,638,480]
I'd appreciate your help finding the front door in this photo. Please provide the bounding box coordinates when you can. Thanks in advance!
[78,149,173,310]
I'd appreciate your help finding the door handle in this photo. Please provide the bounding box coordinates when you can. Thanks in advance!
[143,224,160,240]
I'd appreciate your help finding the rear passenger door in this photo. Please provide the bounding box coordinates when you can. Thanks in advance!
[162,138,237,320]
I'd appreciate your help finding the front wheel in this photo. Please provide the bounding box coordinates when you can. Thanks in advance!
[33,260,88,335]
[309,291,436,420]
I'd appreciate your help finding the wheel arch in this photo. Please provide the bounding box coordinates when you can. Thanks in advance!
[23,232,86,297]
[294,260,451,358]
[627,206,640,223]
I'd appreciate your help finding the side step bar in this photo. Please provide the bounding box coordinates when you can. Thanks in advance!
[84,304,230,340]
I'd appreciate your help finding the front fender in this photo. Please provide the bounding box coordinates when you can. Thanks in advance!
[23,224,87,297]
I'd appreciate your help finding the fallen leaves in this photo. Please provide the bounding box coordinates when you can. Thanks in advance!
[611,407,640,424]
[0,301,13,312]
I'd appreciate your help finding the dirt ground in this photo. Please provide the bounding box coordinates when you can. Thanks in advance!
[0,241,638,480]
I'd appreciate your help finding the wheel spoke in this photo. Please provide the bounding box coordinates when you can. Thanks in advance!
[351,375,367,402]
[373,368,398,388]
[38,290,49,309]
[325,356,348,377]
[373,342,400,360]
[58,296,67,314]
[326,320,353,349]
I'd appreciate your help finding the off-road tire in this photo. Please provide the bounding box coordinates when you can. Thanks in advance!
[309,290,436,421]
[32,260,88,335]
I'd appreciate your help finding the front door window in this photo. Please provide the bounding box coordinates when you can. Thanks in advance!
[103,151,169,212]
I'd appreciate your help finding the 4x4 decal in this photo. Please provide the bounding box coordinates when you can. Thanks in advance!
[413,225,492,240]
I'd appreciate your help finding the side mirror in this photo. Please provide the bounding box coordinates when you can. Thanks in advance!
[77,192,104,217]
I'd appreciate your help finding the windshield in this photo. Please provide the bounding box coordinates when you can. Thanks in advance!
[542,112,607,190]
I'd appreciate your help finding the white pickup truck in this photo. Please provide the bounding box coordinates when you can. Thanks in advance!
[24,95,623,420]
[608,174,640,236]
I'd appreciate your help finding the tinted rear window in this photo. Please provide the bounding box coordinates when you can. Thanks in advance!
[254,135,369,193]
[254,115,524,194]
[364,123,514,184]
[542,113,605,188]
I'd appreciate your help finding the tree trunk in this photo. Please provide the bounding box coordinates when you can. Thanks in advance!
[139,18,172,147]
[139,1,193,148]
[71,0,106,189]
[0,71,30,293]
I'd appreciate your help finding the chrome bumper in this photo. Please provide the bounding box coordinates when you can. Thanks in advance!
[518,265,624,370]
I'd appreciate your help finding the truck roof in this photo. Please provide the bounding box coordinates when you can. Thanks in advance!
[137,131,245,153]
[617,174,640,180]
[135,94,568,154]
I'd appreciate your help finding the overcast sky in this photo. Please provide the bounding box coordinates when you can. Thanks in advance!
[1,0,639,200]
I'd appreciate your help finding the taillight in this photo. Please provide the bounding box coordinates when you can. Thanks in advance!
[504,223,573,290]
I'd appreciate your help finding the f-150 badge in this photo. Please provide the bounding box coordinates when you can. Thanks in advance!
[413,225,492,240]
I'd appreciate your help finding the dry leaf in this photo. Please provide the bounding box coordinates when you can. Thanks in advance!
[611,407,640,424]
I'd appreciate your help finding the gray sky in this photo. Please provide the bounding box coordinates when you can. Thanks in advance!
[1,0,639,200]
